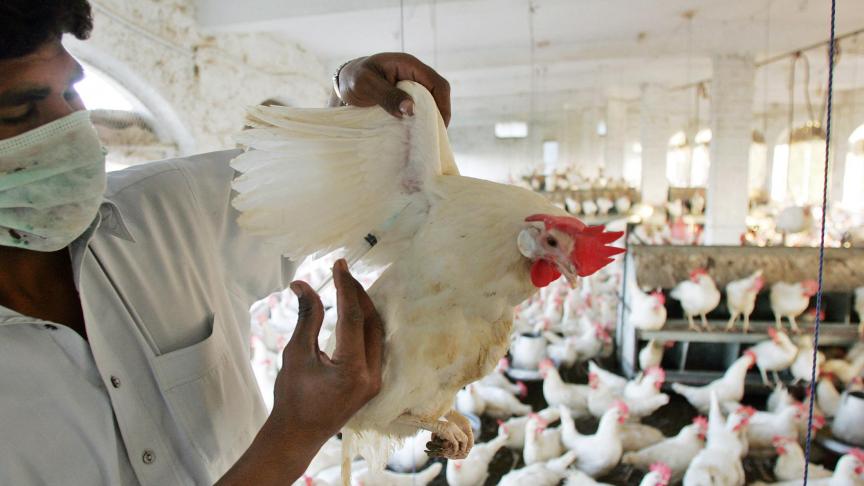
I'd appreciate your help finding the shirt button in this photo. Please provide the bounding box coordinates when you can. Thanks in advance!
[142,449,155,465]
[110,376,121,388]
[44,324,58,331]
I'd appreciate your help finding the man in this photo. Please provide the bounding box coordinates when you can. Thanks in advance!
[0,1,451,484]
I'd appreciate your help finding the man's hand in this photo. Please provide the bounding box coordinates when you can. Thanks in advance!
[217,259,383,485]
[334,53,451,126]
[270,258,383,441]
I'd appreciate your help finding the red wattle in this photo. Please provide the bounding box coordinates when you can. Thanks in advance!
[530,260,561,287]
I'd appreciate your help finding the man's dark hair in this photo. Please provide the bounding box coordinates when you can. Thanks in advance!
[0,0,93,59]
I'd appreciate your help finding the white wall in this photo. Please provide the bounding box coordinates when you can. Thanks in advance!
[67,0,330,155]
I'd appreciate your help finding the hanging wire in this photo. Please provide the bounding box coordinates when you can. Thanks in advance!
[528,1,538,169]
[400,0,406,52]
[431,0,438,68]
[802,0,836,483]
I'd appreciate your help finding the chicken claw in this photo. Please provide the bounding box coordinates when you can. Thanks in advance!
[397,410,474,460]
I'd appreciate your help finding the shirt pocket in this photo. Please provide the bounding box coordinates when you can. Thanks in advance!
[150,313,264,477]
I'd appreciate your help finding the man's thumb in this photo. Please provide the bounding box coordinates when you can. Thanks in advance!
[287,281,324,351]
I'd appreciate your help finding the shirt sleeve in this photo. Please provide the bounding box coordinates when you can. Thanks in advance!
[172,149,295,305]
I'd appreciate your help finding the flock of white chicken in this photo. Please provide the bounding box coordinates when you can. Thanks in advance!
[255,262,864,486]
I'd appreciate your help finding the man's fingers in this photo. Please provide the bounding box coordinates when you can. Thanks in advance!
[353,279,384,377]
[362,72,414,119]
[403,62,451,126]
[287,281,325,353]
[332,259,366,362]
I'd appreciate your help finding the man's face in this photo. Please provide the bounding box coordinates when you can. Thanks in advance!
[0,39,85,141]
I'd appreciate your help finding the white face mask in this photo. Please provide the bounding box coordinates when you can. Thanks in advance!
[0,110,106,252]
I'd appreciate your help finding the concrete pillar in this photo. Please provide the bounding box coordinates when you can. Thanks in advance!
[560,110,581,168]
[705,54,755,245]
[605,99,628,180]
[640,84,670,206]
[830,98,855,204]
[579,108,602,176]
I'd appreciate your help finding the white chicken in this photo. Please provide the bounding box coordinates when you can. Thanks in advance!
[817,373,842,417]
[724,270,765,333]
[498,450,577,486]
[791,339,825,385]
[560,400,628,477]
[497,407,560,451]
[588,373,670,420]
[562,469,615,486]
[523,413,564,465]
[619,422,666,452]
[546,322,610,364]
[353,462,442,486]
[772,435,833,481]
[588,361,628,394]
[775,205,813,235]
[386,430,431,473]
[615,195,632,215]
[822,355,864,385]
[582,199,599,217]
[622,417,707,483]
[671,354,755,413]
[770,280,819,333]
[596,196,614,215]
[455,384,532,420]
[477,358,527,398]
[751,449,864,486]
[230,81,625,480]
[682,392,751,486]
[538,359,590,414]
[626,262,667,332]
[623,366,666,401]
[545,334,581,368]
[749,329,799,385]
[639,340,672,371]
[639,463,673,486]
[670,268,721,331]
[746,403,806,450]
[767,383,797,413]
[445,430,509,486]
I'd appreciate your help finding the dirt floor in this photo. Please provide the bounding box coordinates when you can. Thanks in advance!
[417,357,839,486]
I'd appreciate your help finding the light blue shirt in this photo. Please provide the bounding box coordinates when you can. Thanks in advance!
[0,149,293,485]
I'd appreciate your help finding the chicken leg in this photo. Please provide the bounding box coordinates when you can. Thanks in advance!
[397,410,473,460]
[700,313,712,331]
[787,316,801,334]
[724,312,740,332]
[686,314,701,332]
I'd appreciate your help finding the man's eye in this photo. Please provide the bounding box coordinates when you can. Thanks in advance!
[0,106,35,124]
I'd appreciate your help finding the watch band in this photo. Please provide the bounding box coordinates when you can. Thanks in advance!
[332,60,352,106]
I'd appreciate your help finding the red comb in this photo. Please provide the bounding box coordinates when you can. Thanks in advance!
[736,405,757,417]
[802,279,819,296]
[525,214,625,277]
[651,290,666,305]
[689,268,709,280]
[743,350,757,368]
[693,416,708,428]
[649,462,672,484]
[850,448,864,462]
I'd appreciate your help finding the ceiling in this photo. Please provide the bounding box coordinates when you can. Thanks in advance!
[195,0,864,126]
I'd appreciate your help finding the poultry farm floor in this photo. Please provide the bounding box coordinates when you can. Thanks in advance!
[419,356,838,486]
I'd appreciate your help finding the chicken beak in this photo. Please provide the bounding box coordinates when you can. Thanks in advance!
[555,259,579,286]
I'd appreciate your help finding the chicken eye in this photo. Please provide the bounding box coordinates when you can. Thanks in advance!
[546,236,557,247]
